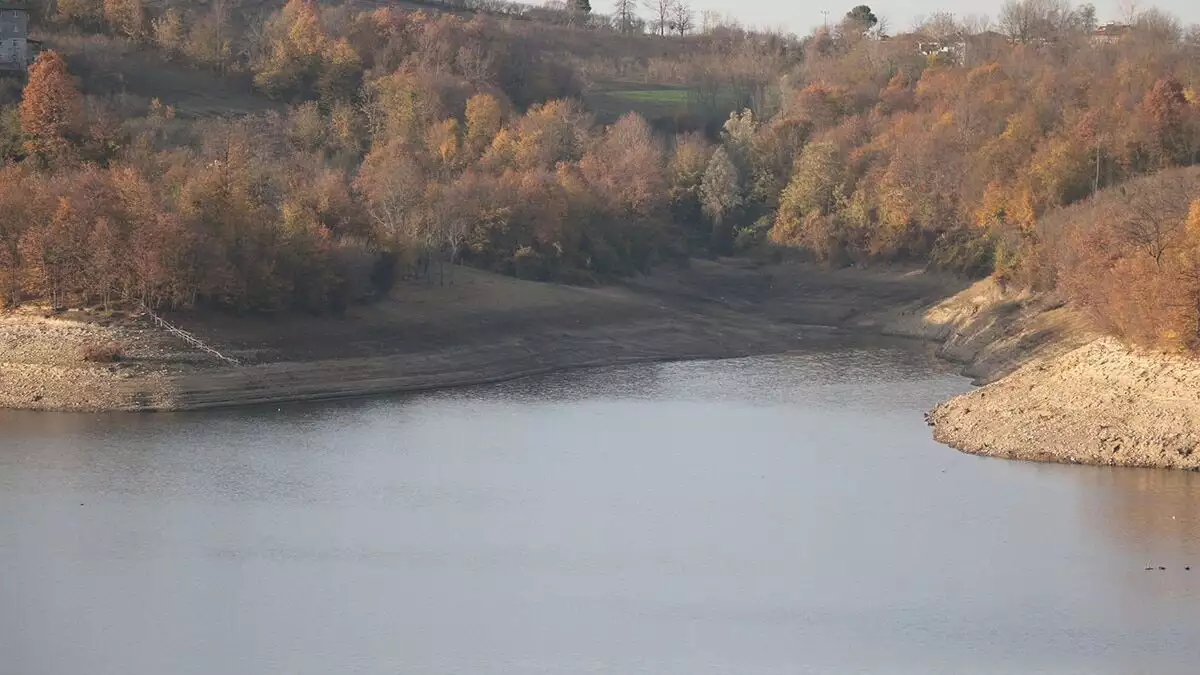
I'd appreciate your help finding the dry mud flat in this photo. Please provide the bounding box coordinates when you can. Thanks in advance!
[161,261,963,409]
[0,263,840,412]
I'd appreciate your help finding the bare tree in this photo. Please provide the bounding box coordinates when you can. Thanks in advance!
[918,11,961,42]
[1134,8,1183,41]
[998,0,1092,43]
[1119,174,1194,266]
[613,0,638,33]
[644,0,672,36]
[1117,0,1141,24]
[998,0,1039,43]
[428,184,477,286]
[670,0,693,36]
[868,14,890,39]
[238,7,271,65]
[960,13,993,34]
[1186,24,1200,48]
[212,0,232,74]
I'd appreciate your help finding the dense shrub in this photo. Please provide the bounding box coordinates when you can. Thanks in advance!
[1051,169,1200,350]
[81,341,124,362]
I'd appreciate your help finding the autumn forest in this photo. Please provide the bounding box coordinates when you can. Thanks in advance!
[2,0,1200,351]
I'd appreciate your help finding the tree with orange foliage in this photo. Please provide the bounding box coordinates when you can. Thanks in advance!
[425,118,462,175]
[507,99,589,171]
[464,93,503,160]
[355,138,429,248]
[55,0,103,28]
[317,39,363,102]
[1188,200,1200,238]
[254,0,328,98]
[183,1,234,73]
[579,113,665,220]
[1141,77,1192,170]
[20,51,82,163]
[103,0,145,40]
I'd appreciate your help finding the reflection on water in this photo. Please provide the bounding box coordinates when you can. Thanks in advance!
[1084,468,1200,549]
[2,344,1199,675]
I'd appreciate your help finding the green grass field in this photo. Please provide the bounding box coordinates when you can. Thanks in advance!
[600,88,692,104]
[583,81,751,127]
[584,82,704,122]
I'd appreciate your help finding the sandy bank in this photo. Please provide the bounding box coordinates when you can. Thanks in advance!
[0,308,198,412]
[8,262,959,412]
[928,338,1200,470]
[904,278,1200,470]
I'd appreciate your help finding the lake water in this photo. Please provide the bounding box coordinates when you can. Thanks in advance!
[3,345,1200,675]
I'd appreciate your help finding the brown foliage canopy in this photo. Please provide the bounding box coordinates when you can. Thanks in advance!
[13,0,1200,351]
[20,51,83,161]
[1048,169,1200,350]
[759,7,1200,278]
[1,8,697,310]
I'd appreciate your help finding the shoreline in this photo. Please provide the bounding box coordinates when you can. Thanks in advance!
[1,261,957,414]
[8,260,1200,472]
[164,328,925,413]
[927,338,1200,471]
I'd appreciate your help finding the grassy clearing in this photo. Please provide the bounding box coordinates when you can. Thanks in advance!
[583,81,750,128]
[601,88,692,103]
[584,82,696,122]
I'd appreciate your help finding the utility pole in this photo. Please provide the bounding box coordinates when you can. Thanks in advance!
[821,9,829,30]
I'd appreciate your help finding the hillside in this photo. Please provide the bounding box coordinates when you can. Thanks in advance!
[30,0,778,125]
[1,0,1196,330]
[4,1,1200,467]
[0,261,963,411]
[923,169,1200,470]
[41,33,278,118]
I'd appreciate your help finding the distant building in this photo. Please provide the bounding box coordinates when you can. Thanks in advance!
[1092,23,1131,45]
[0,2,29,72]
[919,39,965,62]
[914,31,1009,66]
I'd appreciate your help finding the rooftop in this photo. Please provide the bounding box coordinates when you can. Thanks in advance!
[1094,23,1132,35]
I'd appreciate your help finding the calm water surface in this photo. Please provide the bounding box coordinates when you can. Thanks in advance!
[3,345,1200,675]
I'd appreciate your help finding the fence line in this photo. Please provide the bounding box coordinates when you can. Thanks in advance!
[140,305,241,367]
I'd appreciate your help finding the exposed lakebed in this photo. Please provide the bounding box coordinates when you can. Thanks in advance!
[3,345,1199,674]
